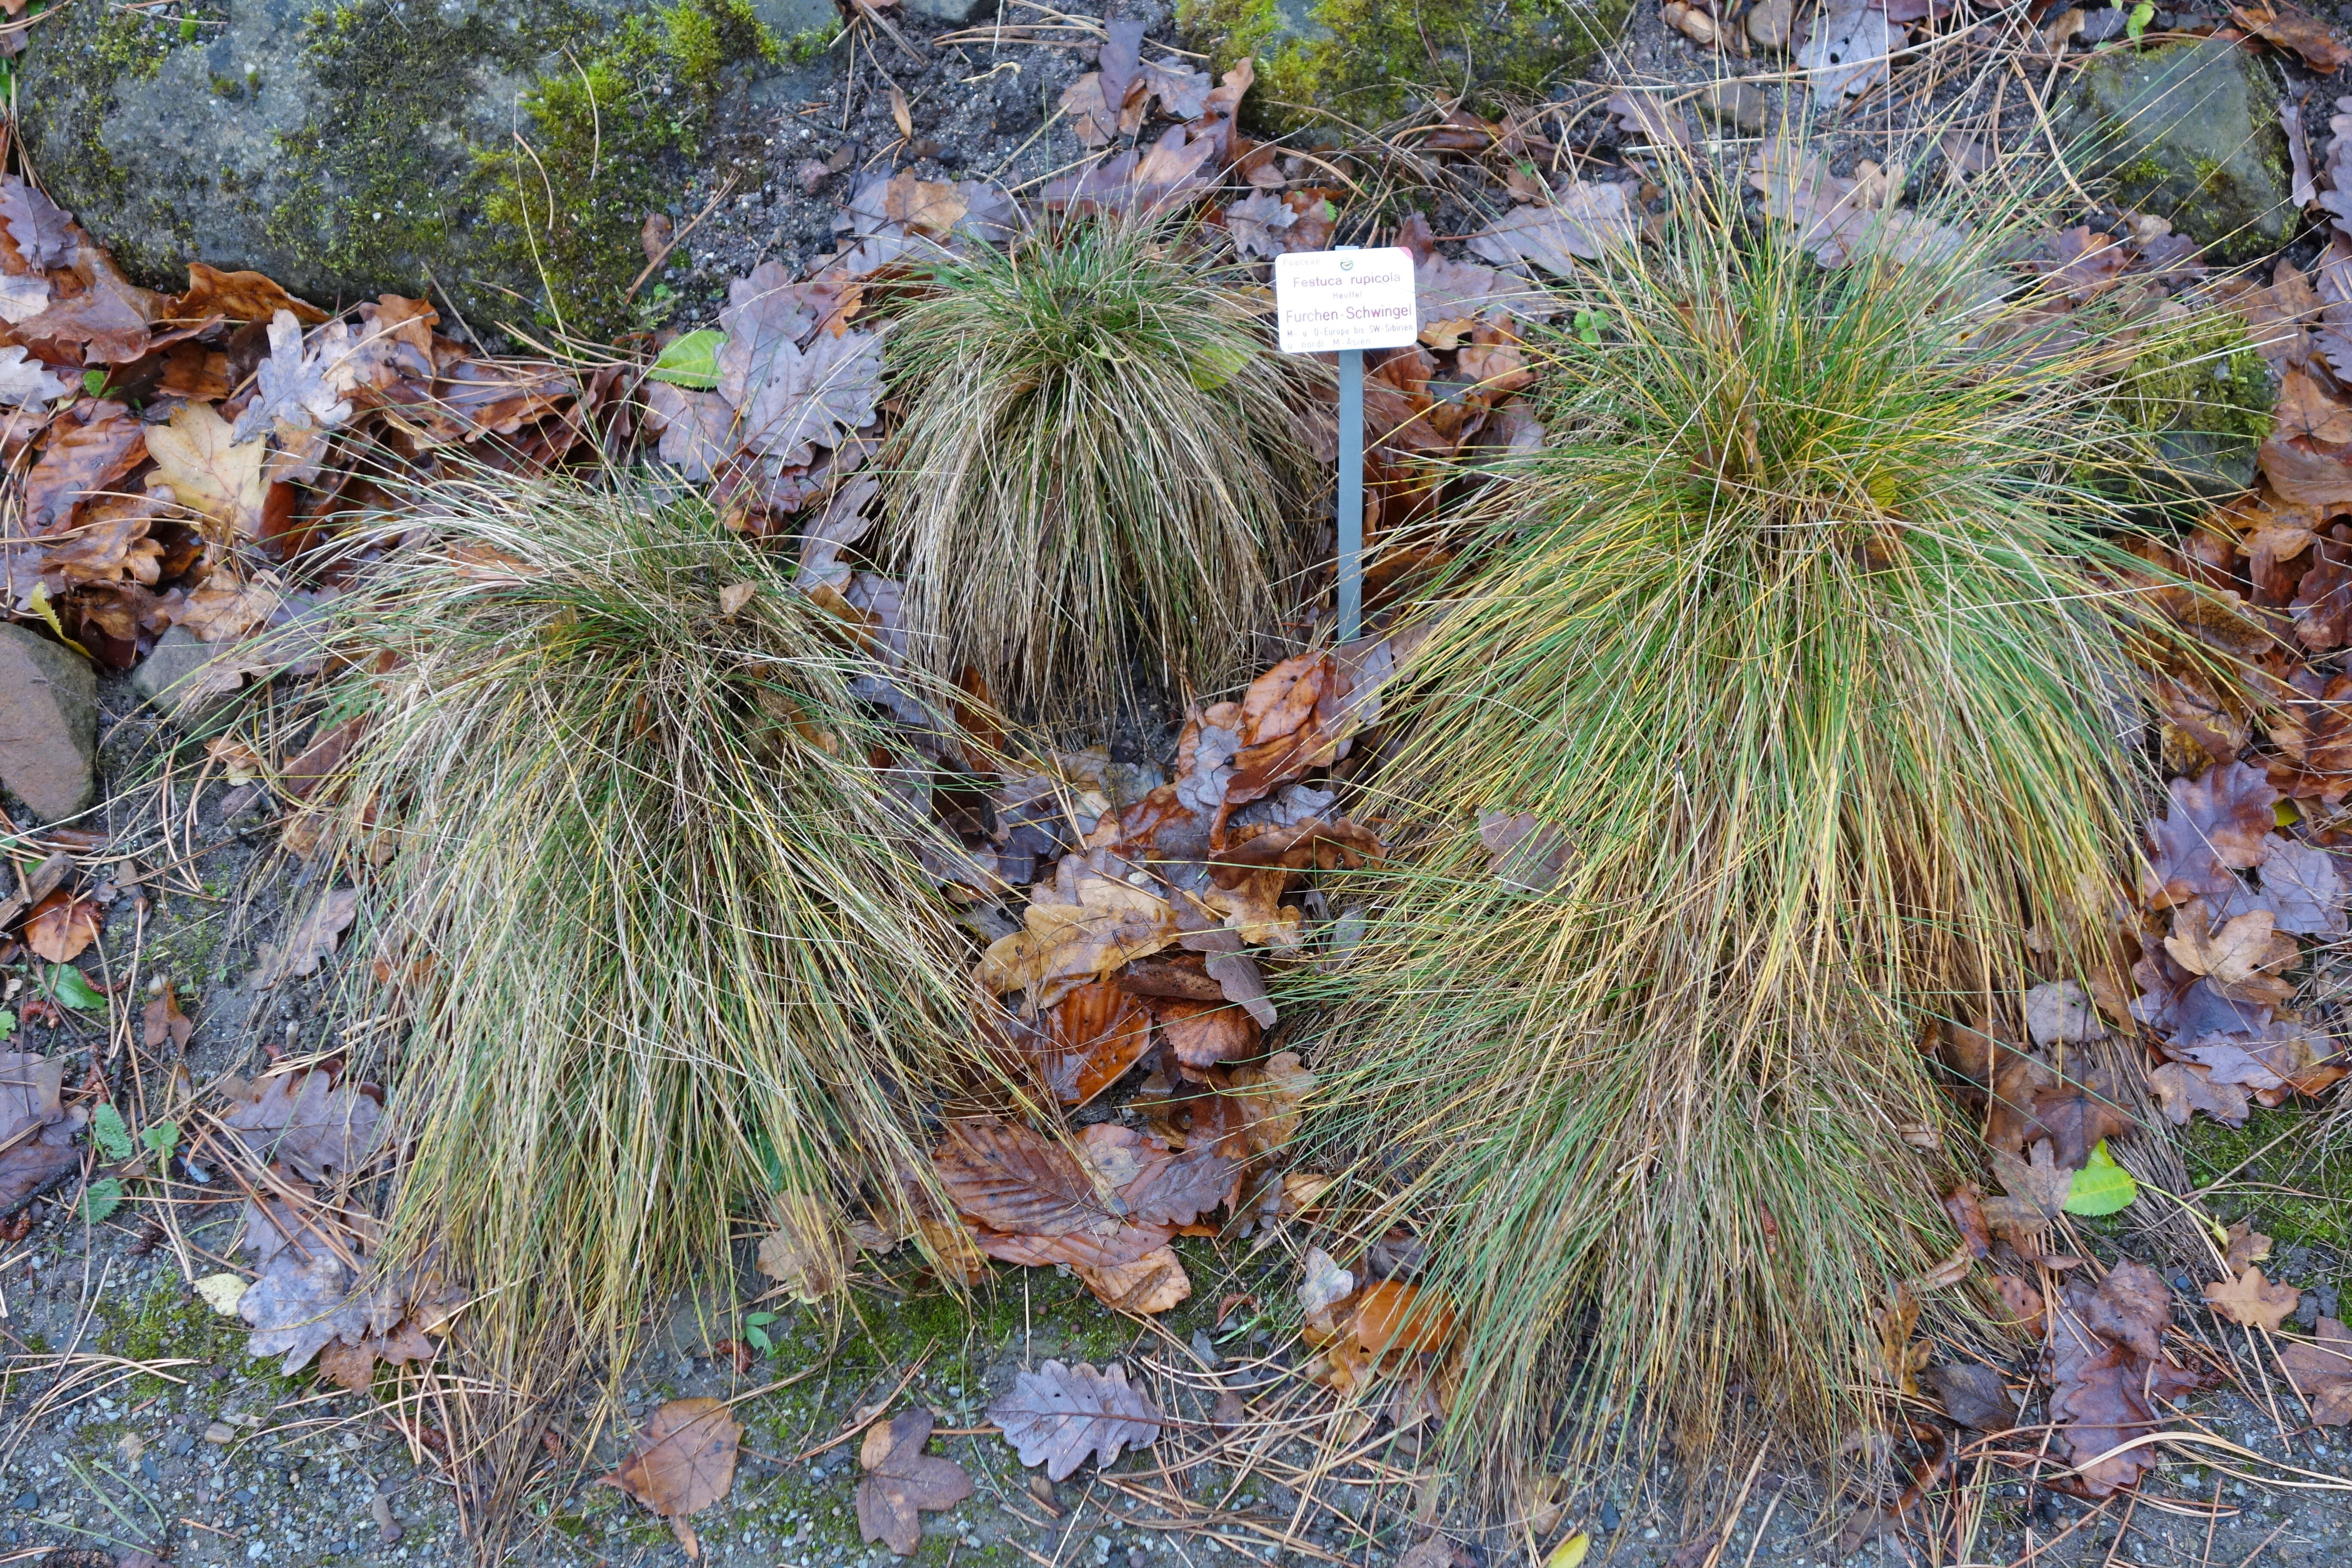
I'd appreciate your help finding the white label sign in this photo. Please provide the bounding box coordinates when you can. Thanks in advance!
[1273,248,1418,354]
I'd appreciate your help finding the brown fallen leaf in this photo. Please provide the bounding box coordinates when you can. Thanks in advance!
[1153,998,1257,1072]
[1040,981,1153,1105]
[1226,1050,1311,1157]
[143,983,193,1051]
[987,1360,1162,1482]
[0,1052,82,1212]
[2163,902,2297,988]
[2204,1266,2301,1330]
[2141,761,2280,907]
[2047,1262,2201,1496]
[602,1397,743,1558]
[1924,1363,2016,1433]
[1352,1280,1459,1354]
[2224,1220,2274,1274]
[24,398,147,532]
[169,262,330,326]
[855,1409,973,1556]
[2282,1316,2352,1424]
[976,854,1182,1006]
[2230,0,2352,70]
[934,1118,1171,1269]
[1074,1245,1192,1314]
[2148,1060,2252,1128]
[24,891,101,964]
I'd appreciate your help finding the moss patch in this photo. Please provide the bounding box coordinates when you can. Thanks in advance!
[101,1275,249,1396]
[2186,1106,2352,1251]
[1179,0,1629,135]
[2105,307,2273,502]
[471,0,780,337]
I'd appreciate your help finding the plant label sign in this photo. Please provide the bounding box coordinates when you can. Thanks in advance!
[1273,249,1418,353]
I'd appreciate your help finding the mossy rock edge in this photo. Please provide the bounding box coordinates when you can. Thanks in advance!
[2060,36,2295,266]
[1178,0,1632,136]
[21,0,838,340]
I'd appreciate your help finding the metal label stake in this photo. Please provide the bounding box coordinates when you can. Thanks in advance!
[1272,246,1417,644]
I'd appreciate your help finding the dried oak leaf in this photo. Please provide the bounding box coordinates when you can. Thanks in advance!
[1227,1050,1312,1157]
[2281,1316,2352,1424]
[2225,1221,2274,1274]
[1982,1139,2072,1235]
[0,179,74,270]
[1477,809,1571,894]
[1466,182,1636,276]
[230,311,354,442]
[249,887,360,989]
[145,401,267,538]
[0,1052,81,1212]
[855,1409,973,1556]
[2048,1262,2199,1496]
[2164,903,2297,988]
[2257,837,2347,936]
[2147,1060,2251,1127]
[239,1245,371,1372]
[0,345,67,407]
[221,1066,381,1184]
[2141,762,2280,910]
[2204,1266,2301,1330]
[603,1397,742,1525]
[757,1192,852,1303]
[24,891,101,963]
[987,1361,1161,1481]
[976,853,1182,1005]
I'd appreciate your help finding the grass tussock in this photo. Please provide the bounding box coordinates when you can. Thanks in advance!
[295,477,993,1377]
[880,215,1320,719]
[1304,168,2218,1472]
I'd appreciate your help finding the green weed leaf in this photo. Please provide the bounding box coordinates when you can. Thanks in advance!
[2064,1140,2138,1216]
[2125,0,2154,37]
[649,329,725,389]
[0,1010,14,1041]
[51,965,105,1011]
[744,1311,777,1355]
[79,1177,124,1224]
[91,1104,134,1163]
[141,1121,181,1164]
[1574,309,1605,346]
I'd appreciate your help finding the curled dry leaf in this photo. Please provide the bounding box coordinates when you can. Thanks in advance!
[1074,1245,1192,1314]
[2046,1262,2200,1497]
[855,1409,973,1556]
[1226,1050,1311,1156]
[2203,1266,2302,1330]
[987,1360,1161,1482]
[2224,1221,2274,1274]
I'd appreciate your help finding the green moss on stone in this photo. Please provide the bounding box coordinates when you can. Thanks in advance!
[101,1276,248,1397]
[1179,0,1629,134]
[472,0,780,337]
[2101,307,2274,502]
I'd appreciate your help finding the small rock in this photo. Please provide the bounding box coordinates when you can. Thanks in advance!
[204,1422,235,1444]
[129,624,241,721]
[371,1488,402,1545]
[2299,1290,2322,1330]
[1747,0,1797,49]
[897,0,998,18]
[10,1491,34,1511]
[1190,1328,1222,1369]
[1600,1500,1622,1532]
[1698,80,1768,133]
[0,623,98,821]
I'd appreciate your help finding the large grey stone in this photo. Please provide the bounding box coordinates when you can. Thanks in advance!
[2061,37,2294,265]
[0,624,99,821]
[19,0,832,340]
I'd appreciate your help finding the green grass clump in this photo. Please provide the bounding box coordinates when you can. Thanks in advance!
[290,475,996,1384]
[879,216,1319,720]
[1302,169,2218,1472]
